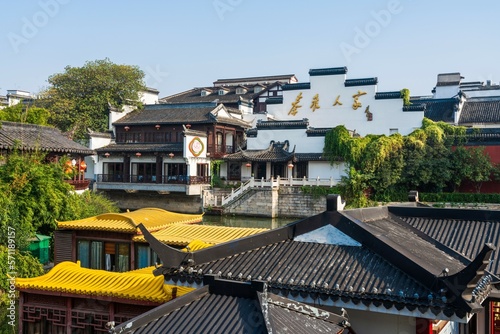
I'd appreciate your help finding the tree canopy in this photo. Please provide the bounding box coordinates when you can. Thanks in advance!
[324,118,498,206]
[38,58,146,139]
[0,103,50,125]
[0,151,119,250]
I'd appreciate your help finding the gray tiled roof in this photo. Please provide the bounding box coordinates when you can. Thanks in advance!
[111,277,348,334]
[281,83,311,91]
[256,119,308,129]
[309,67,347,76]
[143,200,496,320]
[113,103,251,128]
[0,121,94,155]
[160,82,279,105]
[95,142,183,153]
[213,74,296,86]
[375,91,402,100]
[412,98,457,122]
[459,99,500,124]
[344,78,378,87]
[399,208,500,275]
[224,141,294,162]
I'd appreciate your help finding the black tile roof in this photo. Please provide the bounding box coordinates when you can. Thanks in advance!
[375,91,402,100]
[0,121,95,155]
[463,128,500,144]
[246,128,258,138]
[344,78,378,87]
[410,98,457,122]
[213,74,296,86]
[281,83,311,91]
[160,82,281,105]
[394,207,500,276]
[306,128,332,137]
[459,99,500,125]
[140,196,497,320]
[256,119,309,129]
[113,103,251,128]
[294,153,329,161]
[265,97,283,104]
[95,142,183,154]
[403,104,426,112]
[309,67,347,76]
[224,140,294,162]
[111,276,348,334]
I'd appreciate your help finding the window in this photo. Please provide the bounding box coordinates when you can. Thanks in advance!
[77,240,90,268]
[197,163,209,177]
[216,132,223,152]
[229,163,241,181]
[76,240,103,270]
[389,128,399,134]
[77,239,130,272]
[165,163,187,183]
[103,163,124,182]
[137,244,161,269]
[254,86,263,93]
[90,241,103,269]
[131,163,157,183]
[236,87,247,94]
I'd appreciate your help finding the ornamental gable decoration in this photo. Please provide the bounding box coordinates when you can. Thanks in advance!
[188,137,204,157]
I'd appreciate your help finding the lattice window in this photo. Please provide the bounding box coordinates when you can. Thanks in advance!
[71,311,109,333]
[23,306,67,333]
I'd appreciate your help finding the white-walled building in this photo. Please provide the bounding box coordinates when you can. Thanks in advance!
[224,66,425,182]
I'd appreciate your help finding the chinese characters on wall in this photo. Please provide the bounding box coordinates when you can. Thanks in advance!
[288,90,369,117]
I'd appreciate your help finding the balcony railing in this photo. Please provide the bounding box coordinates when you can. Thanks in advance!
[97,174,210,185]
[208,144,234,155]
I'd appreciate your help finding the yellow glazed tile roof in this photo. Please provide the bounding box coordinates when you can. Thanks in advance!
[181,240,215,251]
[15,261,193,303]
[133,224,268,246]
[57,208,203,233]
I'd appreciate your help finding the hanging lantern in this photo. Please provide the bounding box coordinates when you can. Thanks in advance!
[104,152,110,158]
[155,124,161,130]
[79,161,87,171]
[288,162,294,168]
[80,161,87,172]
[135,152,142,157]
[245,162,251,168]
[168,152,174,159]
[124,126,130,131]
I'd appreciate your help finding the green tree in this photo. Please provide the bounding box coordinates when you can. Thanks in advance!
[323,118,491,207]
[0,151,118,250]
[450,146,493,192]
[38,58,146,139]
[0,103,50,125]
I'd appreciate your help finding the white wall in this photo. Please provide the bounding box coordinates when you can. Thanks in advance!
[433,85,459,99]
[89,135,112,150]
[266,71,423,136]
[308,161,345,180]
[139,90,159,104]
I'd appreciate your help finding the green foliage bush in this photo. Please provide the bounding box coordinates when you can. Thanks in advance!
[323,119,499,208]
[419,192,500,204]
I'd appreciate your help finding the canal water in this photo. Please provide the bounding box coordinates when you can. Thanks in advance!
[201,214,300,229]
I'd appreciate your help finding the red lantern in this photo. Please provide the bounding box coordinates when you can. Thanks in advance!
[79,161,87,171]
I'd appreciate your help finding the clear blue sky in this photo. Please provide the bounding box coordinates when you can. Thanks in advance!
[3,0,500,98]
